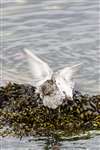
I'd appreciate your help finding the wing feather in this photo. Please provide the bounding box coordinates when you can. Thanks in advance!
[24,48,53,86]
[55,63,82,98]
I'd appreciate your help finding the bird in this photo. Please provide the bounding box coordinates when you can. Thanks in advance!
[23,49,80,109]
[1,48,81,109]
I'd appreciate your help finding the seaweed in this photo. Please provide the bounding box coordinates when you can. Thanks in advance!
[0,83,100,137]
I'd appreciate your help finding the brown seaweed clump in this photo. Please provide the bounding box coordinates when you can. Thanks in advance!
[0,83,100,137]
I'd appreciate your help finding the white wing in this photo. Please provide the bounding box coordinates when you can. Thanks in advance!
[24,48,53,86]
[55,64,81,99]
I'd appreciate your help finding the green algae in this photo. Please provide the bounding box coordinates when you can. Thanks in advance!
[0,83,100,137]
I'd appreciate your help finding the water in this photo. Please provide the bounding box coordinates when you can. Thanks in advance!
[0,0,100,149]
[0,132,100,150]
[1,0,100,94]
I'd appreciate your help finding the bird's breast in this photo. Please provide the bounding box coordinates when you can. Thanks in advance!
[43,90,64,109]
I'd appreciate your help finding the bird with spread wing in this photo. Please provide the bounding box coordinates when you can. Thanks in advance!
[0,48,81,109]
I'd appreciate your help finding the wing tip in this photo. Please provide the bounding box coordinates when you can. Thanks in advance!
[24,48,31,55]
[24,48,37,59]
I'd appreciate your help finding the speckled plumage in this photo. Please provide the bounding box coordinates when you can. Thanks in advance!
[39,79,65,109]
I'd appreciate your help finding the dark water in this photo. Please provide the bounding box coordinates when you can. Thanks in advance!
[0,0,100,149]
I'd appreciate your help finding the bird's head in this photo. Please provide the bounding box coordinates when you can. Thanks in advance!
[39,78,58,97]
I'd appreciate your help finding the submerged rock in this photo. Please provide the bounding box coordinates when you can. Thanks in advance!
[0,83,100,137]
